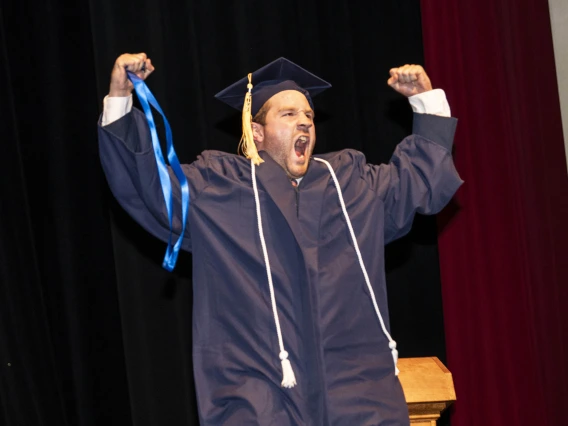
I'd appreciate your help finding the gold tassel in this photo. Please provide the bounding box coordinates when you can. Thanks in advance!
[239,73,264,165]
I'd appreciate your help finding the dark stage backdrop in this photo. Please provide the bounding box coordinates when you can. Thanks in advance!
[1,1,451,425]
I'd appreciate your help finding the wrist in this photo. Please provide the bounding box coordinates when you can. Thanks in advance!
[408,89,451,117]
[108,88,132,97]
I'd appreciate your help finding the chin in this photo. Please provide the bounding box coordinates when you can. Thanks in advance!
[287,165,308,179]
[291,157,311,176]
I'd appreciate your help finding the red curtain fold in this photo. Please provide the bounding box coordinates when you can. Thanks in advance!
[421,0,568,424]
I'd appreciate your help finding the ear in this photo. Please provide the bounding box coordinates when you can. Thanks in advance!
[252,122,264,147]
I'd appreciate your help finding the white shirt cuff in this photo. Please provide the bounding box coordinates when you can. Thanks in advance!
[102,95,133,126]
[408,89,451,117]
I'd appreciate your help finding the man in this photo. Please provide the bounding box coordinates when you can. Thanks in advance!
[99,53,462,425]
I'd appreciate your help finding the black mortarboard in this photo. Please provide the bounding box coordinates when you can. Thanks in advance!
[215,57,331,116]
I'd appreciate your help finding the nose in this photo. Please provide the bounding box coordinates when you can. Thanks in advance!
[297,114,313,131]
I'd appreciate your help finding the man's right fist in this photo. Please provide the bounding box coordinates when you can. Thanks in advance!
[109,53,155,97]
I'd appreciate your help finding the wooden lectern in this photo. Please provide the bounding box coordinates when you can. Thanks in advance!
[398,357,456,425]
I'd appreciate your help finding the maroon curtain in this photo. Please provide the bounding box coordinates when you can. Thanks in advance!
[420,0,568,424]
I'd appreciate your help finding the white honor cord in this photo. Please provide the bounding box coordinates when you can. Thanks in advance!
[251,160,297,388]
[313,157,400,376]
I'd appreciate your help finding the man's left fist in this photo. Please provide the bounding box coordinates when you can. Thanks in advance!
[387,64,432,97]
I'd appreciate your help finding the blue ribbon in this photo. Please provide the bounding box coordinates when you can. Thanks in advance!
[127,71,190,271]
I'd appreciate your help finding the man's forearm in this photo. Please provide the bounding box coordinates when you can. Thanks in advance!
[101,95,133,126]
[408,89,451,117]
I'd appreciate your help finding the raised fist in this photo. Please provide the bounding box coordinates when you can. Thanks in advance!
[387,64,432,97]
[109,53,155,97]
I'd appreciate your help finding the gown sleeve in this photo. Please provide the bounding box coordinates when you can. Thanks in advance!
[98,107,209,252]
[361,113,463,244]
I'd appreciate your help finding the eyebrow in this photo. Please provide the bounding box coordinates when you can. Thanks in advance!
[277,107,315,118]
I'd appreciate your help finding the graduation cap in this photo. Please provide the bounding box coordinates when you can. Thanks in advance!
[215,57,331,165]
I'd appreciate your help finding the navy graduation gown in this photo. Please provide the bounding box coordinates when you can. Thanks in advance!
[98,109,461,426]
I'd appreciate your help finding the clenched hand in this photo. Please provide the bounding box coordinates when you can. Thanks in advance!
[387,64,432,97]
[109,53,155,97]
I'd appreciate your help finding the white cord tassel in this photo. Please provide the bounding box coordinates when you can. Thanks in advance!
[280,351,297,388]
[314,157,400,376]
[389,341,400,376]
[251,160,297,388]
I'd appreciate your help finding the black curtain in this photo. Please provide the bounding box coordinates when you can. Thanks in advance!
[0,0,448,424]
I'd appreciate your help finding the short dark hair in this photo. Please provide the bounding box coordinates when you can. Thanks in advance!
[252,101,271,126]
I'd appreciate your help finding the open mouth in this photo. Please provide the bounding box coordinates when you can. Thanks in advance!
[295,136,309,158]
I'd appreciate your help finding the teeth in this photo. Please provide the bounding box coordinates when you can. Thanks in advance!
[297,136,308,144]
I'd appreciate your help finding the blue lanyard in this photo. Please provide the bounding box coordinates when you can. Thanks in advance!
[127,71,190,271]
